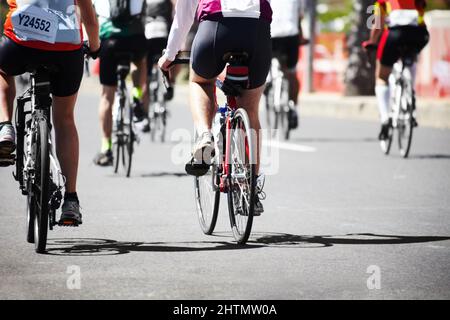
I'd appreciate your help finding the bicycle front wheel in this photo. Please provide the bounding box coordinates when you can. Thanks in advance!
[227,109,257,244]
[32,116,50,253]
[194,163,220,235]
[398,109,414,158]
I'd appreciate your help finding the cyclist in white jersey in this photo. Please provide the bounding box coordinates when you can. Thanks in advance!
[270,0,307,129]
[158,0,273,215]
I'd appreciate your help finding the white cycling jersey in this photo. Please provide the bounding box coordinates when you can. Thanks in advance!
[271,0,304,38]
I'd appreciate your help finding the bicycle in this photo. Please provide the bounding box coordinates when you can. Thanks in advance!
[112,53,138,177]
[163,51,258,244]
[367,44,418,158]
[264,55,291,140]
[14,65,66,253]
[148,57,170,143]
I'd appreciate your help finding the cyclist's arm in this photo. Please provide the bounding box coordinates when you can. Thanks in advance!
[163,0,198,61]
[369,1,386,44]
[79,0,100,52]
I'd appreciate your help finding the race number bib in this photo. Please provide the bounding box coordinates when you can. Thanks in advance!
[11,5,58,44]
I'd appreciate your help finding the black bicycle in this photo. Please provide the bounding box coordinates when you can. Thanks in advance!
[14,64,65,253]
[112,54,137,177]
[148,59,170,143]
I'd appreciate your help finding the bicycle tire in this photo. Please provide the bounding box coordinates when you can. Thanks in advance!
[33,116,50,253]
[380,126,394,155]
[398,109,414,158]
[227,109,256,244]
[398,85,414,158]
[194,164,220,235]
[125,100,134,178]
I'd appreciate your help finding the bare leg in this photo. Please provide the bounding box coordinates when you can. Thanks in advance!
[236,85,265,175]
[0,72,15,122]
[286,69,299,104]
[99,85,116,144]
[189,68,217,135]
[52,94,79,193]
[375,61,392,123]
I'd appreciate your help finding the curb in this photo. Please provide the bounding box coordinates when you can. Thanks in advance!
[299,94,450,129]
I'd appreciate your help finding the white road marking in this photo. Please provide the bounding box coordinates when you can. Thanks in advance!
[263,140,317,153]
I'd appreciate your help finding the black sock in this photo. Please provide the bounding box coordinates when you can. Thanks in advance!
[0,121,12,126]
[64,192,79,204]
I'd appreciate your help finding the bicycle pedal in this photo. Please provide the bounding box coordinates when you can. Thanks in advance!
[58,219,81,227]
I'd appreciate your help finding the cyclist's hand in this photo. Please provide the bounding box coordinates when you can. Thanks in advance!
[83,41,101,60]
[362,40,376,52]
[158,54,173,72]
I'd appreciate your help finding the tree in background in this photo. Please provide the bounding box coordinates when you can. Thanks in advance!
[344,0,375,96]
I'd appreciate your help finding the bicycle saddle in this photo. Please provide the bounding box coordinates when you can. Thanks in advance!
[25,64,59,75]
[221,51,250,97]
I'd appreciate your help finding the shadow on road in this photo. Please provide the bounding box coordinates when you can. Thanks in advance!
[290,137,378,144]
[44,238,263,256]
[140,171,188,178]
[45,233,450,256]
[409,154,450,160]
[250,232,450,248]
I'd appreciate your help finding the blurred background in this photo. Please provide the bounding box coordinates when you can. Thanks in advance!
[0,0,449,98]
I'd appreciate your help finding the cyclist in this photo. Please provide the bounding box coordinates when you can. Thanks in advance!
[363,0,429,140]
[93,0,148,166]
[158,0,272,215]
[270,0,308,129]
[0,0,100,225]
[136,0,174,132]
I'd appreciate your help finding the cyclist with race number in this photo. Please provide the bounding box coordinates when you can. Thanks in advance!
[270,0,308,129]
[93,0,148,166]
[0,0,100,225]
[363,0,429,140]
[158,0,273,215]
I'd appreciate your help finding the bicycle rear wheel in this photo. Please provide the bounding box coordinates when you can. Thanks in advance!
[124,100,134,177]
[32,116,50,253]
[227,109,256,244]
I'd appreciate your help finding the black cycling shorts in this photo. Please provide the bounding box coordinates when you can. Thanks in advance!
[191,18,271,89]
[377,26,429,67]
[99,35,147,86]
[0,36,83,97]
[146,37,167,67]
[272,35,300,70]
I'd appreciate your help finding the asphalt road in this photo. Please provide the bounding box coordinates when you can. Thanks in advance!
[1,78,449,299]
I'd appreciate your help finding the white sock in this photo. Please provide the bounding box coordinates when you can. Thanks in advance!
[375,84,390,123]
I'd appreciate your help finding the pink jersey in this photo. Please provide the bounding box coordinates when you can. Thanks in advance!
[197,0,272,22]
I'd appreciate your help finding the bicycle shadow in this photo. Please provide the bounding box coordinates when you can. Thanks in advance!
[44,238,263,256]
[45,232,450,256]
[289,137,378,144]
[409,154,450,160]
[249,232,450,248]
[140,171,188,178]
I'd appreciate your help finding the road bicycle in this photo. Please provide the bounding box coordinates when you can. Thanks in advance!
[148,58,170,143]
[163,51,257,244]
[264,55,291,140]
[14,66,66,253]
[366,44,418,158]
[380,47,418,158]
[112,53,138,177]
